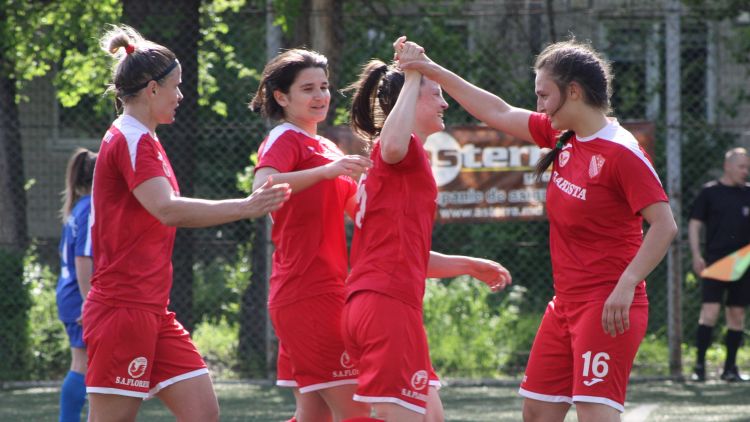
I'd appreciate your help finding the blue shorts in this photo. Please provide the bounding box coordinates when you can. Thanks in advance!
[63,321,86,349]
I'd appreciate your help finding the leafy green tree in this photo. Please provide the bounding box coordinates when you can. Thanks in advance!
[0,0,119,381]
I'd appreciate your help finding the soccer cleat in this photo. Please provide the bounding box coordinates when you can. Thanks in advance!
[691,364,706,382]
[720,366,750,382]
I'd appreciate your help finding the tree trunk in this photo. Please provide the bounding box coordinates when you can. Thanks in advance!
[123,0,200,331]
[309,0,342,128]
[0,4,31,380]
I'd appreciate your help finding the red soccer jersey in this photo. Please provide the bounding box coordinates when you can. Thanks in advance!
[88,115,179,314]
[346,134,437,310]
[528,113,668,302]
[256,123,357,308]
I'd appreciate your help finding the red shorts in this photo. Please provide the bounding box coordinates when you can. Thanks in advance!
[342,291,439,415]
[275,341,296,388]
[519,297,648,412]
[270,292,358,393]
[83,300,207,399]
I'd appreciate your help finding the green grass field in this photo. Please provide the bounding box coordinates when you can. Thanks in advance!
[2,379,749,421]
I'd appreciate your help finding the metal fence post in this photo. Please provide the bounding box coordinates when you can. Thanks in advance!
[665,0,683,379]
[264,0,282,381]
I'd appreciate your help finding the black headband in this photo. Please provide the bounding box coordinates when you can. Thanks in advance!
[119,59,179,97]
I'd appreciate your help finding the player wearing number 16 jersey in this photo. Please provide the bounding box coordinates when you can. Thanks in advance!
[397,38,677,421]
[342,39,512,422]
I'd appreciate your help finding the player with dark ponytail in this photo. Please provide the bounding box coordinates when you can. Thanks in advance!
[342,39,511,422]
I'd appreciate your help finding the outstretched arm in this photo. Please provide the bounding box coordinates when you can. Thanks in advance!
[396,37,535,142]
[253,155,371,194]
[427,251,512,292]
[134,176,290,227]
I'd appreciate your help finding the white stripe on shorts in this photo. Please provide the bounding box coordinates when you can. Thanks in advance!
[518,387,573,404]
[147,368,209,399]
[353,394,426,415]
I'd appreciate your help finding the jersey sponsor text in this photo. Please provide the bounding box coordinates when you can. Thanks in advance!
[551,170,587,200]
[401,388,428,401]
[115,376,150,388]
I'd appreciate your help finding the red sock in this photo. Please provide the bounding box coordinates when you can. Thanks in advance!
[342,418,385,422]
[285,418,297,422]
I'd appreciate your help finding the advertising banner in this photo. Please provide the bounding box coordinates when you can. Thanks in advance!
[424,122,655,223]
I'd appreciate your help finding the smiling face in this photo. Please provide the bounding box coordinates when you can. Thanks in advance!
[534,68,567,130]
[414,77,449,139]
[274,66,330,132]
[150,64,183,125]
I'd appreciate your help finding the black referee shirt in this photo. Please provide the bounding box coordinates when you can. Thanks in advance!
[690,181,750,263]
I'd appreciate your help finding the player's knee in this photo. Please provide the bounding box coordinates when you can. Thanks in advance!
[195,404,219,422]
[699,307,720,325]
[522,400,566,422]
[178,399,219,422]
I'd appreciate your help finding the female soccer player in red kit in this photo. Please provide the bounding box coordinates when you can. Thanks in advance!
[342,40,512,422]
[83,25,289,422]
[250,49,373,422]
[398,38,677,421]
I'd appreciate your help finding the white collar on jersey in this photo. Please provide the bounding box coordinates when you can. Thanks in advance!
[278,121,320,140]
[576,118,620,142]
[117,114,152,136]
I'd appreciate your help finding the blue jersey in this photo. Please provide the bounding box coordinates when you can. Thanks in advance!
[56,195,92,322]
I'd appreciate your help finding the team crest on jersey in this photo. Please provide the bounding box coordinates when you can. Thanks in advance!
[156,151,172,177]
[410,370,429,391]
[589,154,605,178]
[558,150,570,167]
[128,357,148,379]
[340,351,354,369]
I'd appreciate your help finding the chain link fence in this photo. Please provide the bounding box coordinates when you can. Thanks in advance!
[1,0,749,383]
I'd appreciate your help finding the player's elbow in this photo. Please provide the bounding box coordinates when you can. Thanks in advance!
[149,202,183,227]
[663,217,678,242]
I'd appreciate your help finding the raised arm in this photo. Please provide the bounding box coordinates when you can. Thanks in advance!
[379,40,422,164]
[134,176,290,228]
[396,38,535,143]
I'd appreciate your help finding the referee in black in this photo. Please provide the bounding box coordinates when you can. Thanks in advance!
[689,147,750,382]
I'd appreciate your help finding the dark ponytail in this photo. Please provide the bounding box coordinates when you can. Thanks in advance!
[345,59,415,143]
[346,60,389,140]
[534,130,574,180]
